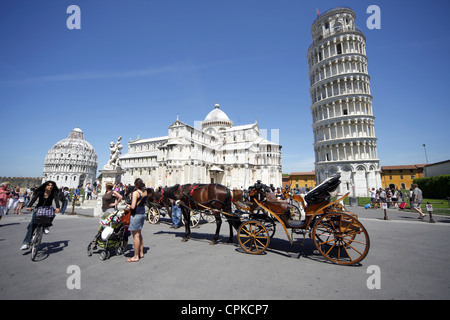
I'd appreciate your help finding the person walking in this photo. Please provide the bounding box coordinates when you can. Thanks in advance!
[127,178,147,262]
[374,189,381,209]
[85,183,93,200]
[368,188,376,208]
[411,183,425,219]
[72,186,81,207]
[7,187,20,214]
[60,187,70,214]
[20,181,60,250]
[379,188,386,206]
[23,187,31,208]
[15,188,26,214]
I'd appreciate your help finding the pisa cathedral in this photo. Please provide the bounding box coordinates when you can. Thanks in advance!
[307,7,382,196]
[119,103,282,188]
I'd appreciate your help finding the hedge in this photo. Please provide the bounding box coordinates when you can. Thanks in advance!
[414,175,450,199]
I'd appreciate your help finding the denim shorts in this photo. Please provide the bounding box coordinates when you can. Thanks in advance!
[128,214,145,231]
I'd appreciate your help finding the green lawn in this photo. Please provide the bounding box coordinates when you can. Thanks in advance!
[343,197,450,215]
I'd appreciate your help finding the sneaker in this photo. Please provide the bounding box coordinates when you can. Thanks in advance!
[44,228,50,234]
[20,244,29,250]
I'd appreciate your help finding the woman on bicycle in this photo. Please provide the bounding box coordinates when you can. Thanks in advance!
[20,181,60,250]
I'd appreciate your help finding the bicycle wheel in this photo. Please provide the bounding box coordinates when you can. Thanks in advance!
[31,226,43,261]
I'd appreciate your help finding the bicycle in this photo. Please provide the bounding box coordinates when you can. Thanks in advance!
[30,215,54,261]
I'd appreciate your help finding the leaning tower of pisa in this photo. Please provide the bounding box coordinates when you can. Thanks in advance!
[307,7,381,197]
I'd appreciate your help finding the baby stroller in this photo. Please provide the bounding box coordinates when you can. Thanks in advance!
[87,209,130,260]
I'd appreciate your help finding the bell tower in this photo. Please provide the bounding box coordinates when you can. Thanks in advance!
[307,7,381,196]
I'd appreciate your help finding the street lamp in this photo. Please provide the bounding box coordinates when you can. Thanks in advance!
[422,144,428,164]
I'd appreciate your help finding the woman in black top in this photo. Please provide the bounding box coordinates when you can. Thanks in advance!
[20,181,60,250]
[127,178,147,262]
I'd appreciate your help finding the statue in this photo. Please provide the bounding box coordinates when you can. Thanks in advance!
[105,136,123,169]
[96,136,124,217]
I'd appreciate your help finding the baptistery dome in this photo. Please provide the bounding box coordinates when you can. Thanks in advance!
[42,127,98,188]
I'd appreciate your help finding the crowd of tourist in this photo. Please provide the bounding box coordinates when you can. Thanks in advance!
[368,186,403,209]
[0,182,35,219]
[367,184,424,218]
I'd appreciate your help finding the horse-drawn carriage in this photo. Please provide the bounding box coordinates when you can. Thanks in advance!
[235,174,370,265]
[150,174,370,266]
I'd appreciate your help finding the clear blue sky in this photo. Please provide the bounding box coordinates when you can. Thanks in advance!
[1,0,449,178]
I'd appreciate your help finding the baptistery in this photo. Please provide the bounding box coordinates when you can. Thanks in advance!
[42,128,98,188]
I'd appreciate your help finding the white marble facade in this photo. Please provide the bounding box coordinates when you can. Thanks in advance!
[307,7,381,196]
[42,128,98,188]
[119,103,282,189]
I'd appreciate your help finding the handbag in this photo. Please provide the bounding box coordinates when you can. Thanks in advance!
[36,206,55,217]
[36,195,55,217]
[122,195,144,225]
[121,209,131,225]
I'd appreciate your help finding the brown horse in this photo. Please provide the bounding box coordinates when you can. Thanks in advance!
[146,187,171,216]
[162,183,241,244]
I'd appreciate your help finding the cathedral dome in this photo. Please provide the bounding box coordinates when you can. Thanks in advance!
[42,128,98,188]
[202,103,233,131]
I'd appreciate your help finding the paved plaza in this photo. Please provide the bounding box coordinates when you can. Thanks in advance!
[0,205,449,302]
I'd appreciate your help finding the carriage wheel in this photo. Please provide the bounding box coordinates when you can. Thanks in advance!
[238,220,270,255]
[191,210,201,227]
[181,210,201,228]
[202,212,216,223]
[312,212,370,265]
[148,206,160,224]
[249,210,276,238]
[262,217,276,239]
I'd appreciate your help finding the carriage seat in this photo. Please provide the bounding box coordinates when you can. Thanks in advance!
[233,200,252,211]
[287,217,305,227]
[232,209,250,221]
[285,204,306,227]
[304,173,341,205]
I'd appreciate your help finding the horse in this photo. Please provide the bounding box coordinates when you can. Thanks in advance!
[147,187,170,213]
[145,187,173,223]
[161,183,241,244]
